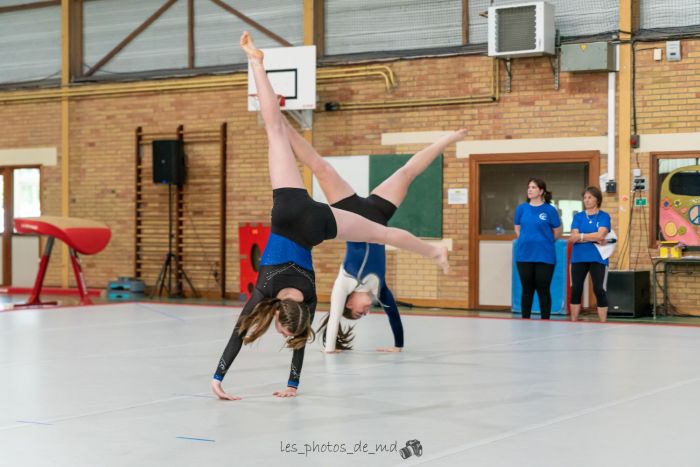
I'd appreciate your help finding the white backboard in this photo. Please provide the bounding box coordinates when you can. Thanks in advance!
[247,45,316,111]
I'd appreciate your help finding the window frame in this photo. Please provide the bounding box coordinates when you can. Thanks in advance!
[468,151,600,309]
[648,151,700,248]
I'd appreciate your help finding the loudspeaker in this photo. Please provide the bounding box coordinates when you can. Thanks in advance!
[152,140,185,185]
[606,270,652,318]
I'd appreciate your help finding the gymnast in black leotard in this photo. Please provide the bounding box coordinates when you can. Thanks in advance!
[211,32,450,401]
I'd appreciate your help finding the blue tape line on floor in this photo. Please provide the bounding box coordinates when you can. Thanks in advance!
[176,436,215,442]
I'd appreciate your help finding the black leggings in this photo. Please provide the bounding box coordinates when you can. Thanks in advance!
[570,262,608,308]
[516,262,555,319]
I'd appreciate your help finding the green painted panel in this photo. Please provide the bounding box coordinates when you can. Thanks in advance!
[369,154,442,238]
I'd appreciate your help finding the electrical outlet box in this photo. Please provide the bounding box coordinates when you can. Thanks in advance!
[633,168,641,177]
[653,48,662,61]
[667,41,681,61]
[633,177,647,191]
[561,42,616,72]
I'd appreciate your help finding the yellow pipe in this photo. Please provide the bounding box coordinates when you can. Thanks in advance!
[1,54,489,113]
[337,96,496,111]
[60,0,71,288]
[0,76,249,103]
[617,0,634,269]
[301,0,316,193]
[318,71,395,92]
[321,65,398,89]
[0,65,397,103]
[328,57,499,111]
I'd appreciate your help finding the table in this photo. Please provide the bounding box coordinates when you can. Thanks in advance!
[651,256,700,318]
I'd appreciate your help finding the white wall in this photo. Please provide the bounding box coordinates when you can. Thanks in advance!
[478,240,512,307]
[12,236,39,288]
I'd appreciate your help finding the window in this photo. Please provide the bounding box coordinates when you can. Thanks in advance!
[652,156,700,244]
[14,168,41,221]
[479,162,589,235]
[0,5,61,85]
[0,168,41,233]
[325,0,463,55]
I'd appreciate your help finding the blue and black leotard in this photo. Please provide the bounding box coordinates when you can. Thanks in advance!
[214,187,336,389]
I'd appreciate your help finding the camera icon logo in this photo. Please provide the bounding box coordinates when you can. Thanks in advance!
[399,439,423,459]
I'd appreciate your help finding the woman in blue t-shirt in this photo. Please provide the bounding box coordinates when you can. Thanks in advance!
[514,178,562,319]
[568,186,611,322]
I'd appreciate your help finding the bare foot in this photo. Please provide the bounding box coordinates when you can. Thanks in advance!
[433,245,449,274]
[240,31,264,62]
[211,379,241,401]
[377,347,402,353]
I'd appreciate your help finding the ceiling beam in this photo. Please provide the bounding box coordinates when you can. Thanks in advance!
[84,0,178,77]
[0,1,60,14]
[209,0,291,46]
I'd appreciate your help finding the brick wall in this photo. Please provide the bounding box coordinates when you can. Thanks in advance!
[0,39,698,314]
[624,40,700,315]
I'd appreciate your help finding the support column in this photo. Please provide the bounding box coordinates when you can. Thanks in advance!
[616,0,639,269]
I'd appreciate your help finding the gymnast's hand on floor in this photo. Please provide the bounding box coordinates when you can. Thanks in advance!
[273,387,298,398]
[376,346,402,353]
[211,379,242,401]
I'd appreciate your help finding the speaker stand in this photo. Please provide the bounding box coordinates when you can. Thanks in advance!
[152,184,199,299]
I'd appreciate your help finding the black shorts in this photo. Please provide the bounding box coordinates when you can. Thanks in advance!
[271,188,337,249]
[331,194,397,226]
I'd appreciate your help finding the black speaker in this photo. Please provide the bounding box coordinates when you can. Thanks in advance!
[152,140,185,185]
[606,270,652,318]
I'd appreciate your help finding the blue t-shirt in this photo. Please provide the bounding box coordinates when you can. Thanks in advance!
[570,210,611,265]
[513,202,561,264]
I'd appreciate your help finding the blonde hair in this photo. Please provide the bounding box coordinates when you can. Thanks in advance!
[238,297,315,350]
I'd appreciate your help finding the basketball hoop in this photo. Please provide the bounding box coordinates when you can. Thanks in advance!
[248,94,286,109]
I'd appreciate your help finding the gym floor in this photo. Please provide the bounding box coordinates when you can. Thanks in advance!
[2,301,699,466]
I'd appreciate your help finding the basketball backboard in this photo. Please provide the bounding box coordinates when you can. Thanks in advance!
[247,45,316,112]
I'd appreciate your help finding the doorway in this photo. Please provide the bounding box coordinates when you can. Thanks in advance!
[468,152,600,309]
[0,167,41,286]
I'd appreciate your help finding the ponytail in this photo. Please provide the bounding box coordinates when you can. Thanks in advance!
[543,190,553,204]
[316,308,355,351]
[239,297,315,350]
[238,297,278,344]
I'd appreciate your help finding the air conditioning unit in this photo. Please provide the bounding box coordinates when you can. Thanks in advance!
[488,2,555,58]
